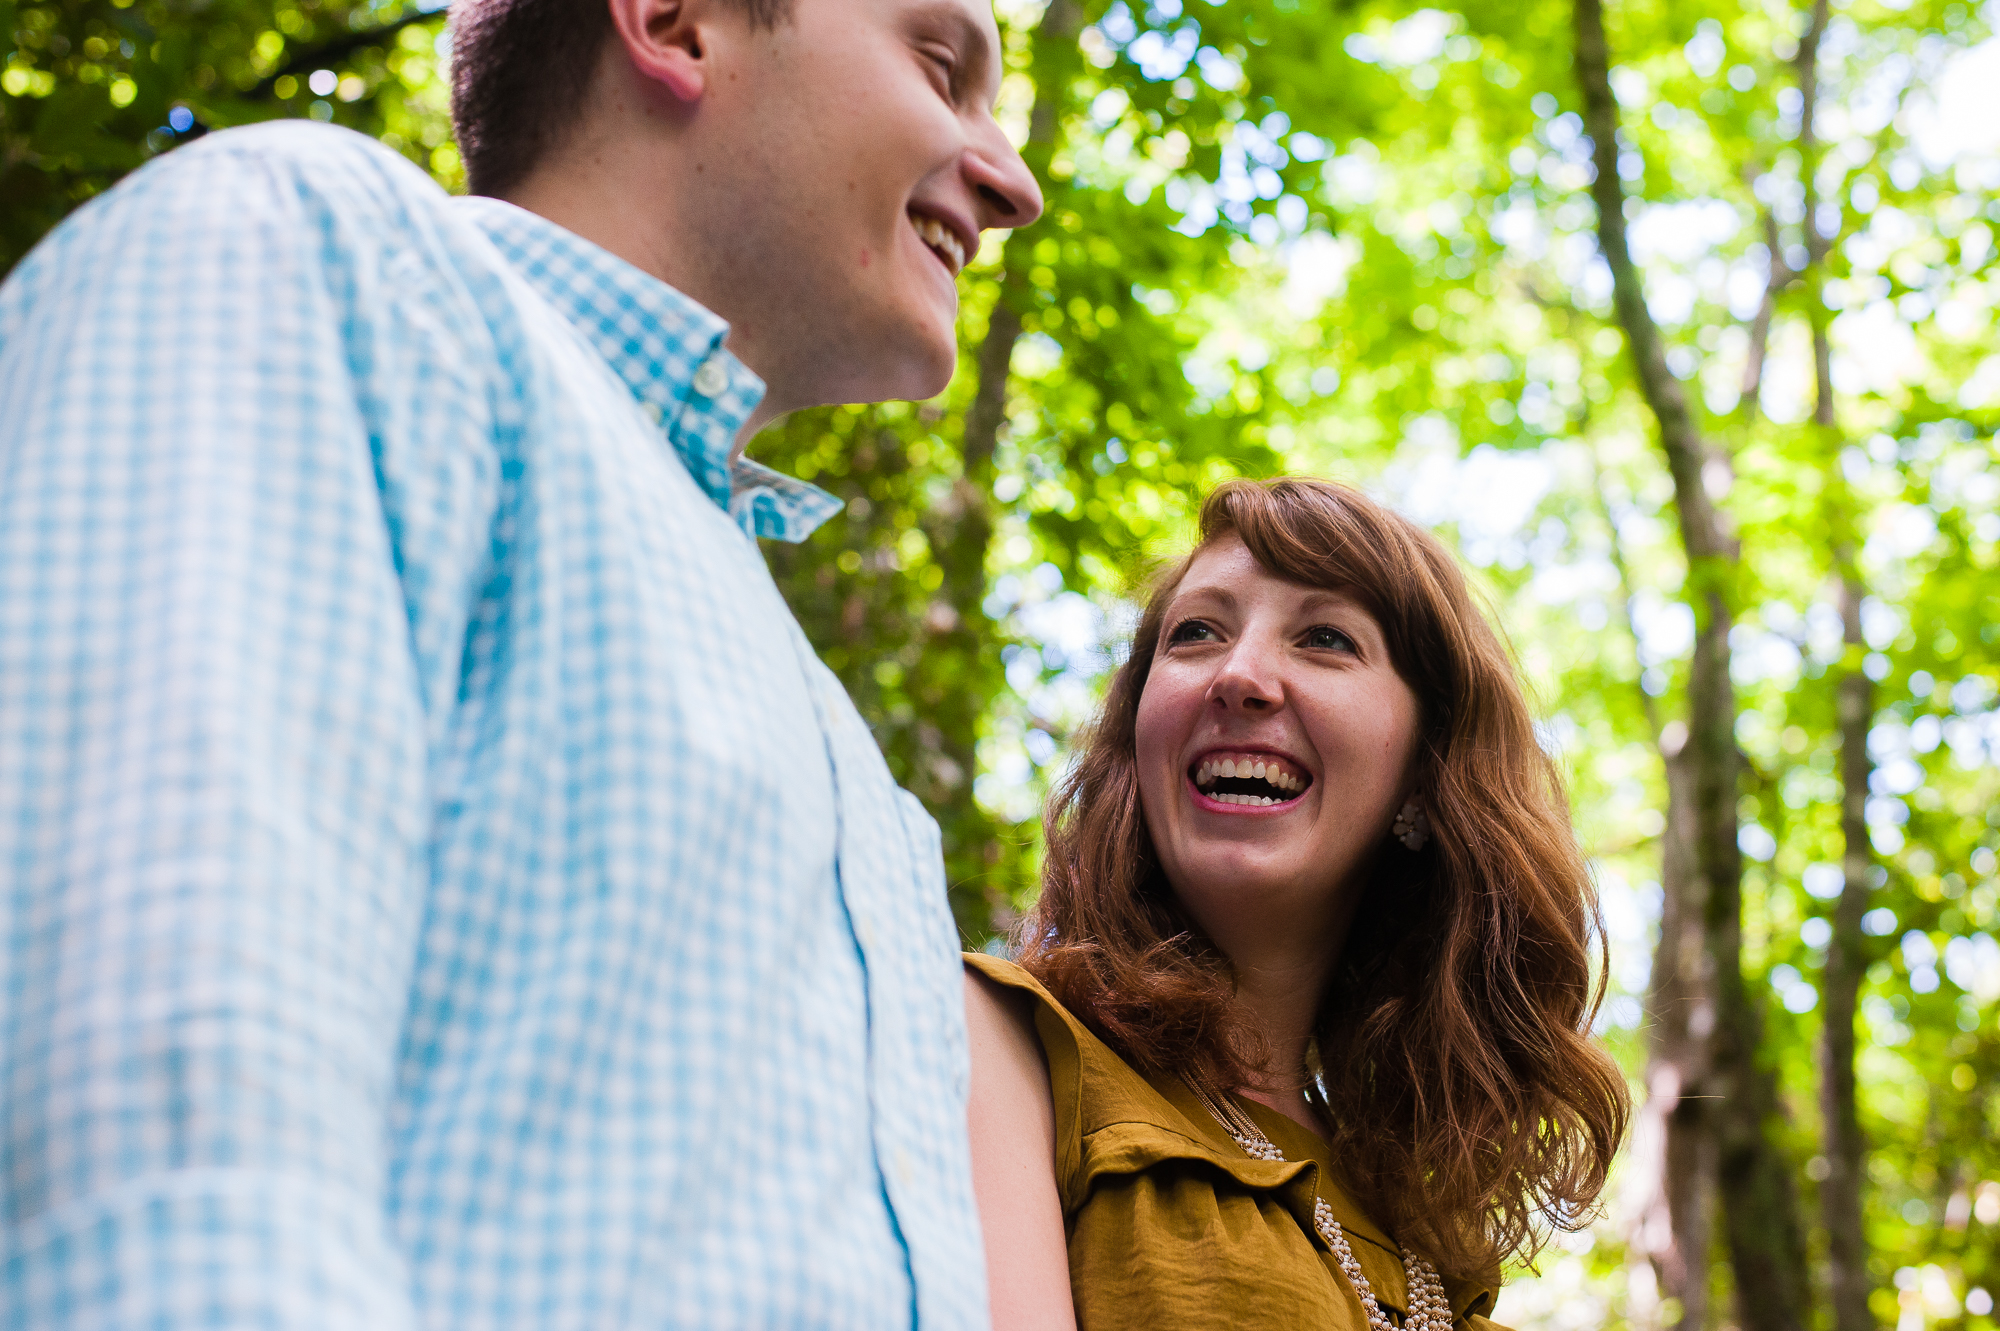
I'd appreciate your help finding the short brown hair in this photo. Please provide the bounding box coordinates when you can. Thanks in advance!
[449,0,794,198]
[1018,476,1629,1280]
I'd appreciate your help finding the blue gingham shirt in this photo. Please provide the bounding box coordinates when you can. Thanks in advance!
[0,123,987,1330]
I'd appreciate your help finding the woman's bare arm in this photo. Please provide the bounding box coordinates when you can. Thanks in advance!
[964,968,1078,1331]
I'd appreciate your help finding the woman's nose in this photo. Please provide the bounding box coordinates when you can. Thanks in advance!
[1207,642,1283,713]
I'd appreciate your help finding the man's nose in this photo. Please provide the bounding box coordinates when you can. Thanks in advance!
[962,124,1044,233]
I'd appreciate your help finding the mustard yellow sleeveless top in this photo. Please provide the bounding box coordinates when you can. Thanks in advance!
[966,953,1510,1330]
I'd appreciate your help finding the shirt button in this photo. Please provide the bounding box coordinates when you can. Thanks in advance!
[691,358,730,398]
[856,919,877,949]
[893,1148,914,1186]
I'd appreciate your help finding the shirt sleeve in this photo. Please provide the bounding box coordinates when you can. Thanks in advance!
[0,132,490,1329]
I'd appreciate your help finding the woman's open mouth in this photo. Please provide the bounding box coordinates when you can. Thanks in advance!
[1187,751,1312,808]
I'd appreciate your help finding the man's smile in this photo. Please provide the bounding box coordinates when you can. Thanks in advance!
[909,208,969,274]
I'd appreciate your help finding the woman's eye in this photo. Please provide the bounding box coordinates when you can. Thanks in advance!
[1168,619,1217,644]
[1304,625,1356,652]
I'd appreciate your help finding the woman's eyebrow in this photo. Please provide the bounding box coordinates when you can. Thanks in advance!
[1295,590,1386,635]
[1167,585,1238,613]
[1296,588,1369,615]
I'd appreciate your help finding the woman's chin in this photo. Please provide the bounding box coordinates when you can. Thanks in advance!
[1171,855,1318,913]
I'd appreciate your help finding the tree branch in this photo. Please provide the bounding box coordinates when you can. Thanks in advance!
[1796,0,1837,430]
[1795,0,1835,274]
[1737,204,1793,415]
[1585,438,1664,742]
[245,8,443,101]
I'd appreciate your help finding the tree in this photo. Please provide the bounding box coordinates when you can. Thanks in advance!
[1785,3,1877,1324]
[10,0,2000,1321]
[1575,0,1813,1321]
[0,0,459,272]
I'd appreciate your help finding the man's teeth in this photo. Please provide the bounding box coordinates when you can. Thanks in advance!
[1193,758,1305,792]
[912,214,965,273]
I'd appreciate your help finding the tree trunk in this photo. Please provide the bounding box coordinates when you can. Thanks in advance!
[1786,0,1877,1315]
[1573,0,1813,1324]
[1820,573,1875,1331]
[929,0,1082,934]
[931,303,1021,937]
[1655,743,1717,1327]
[1596,452,1714,1329]
[1629,738,1716,1328]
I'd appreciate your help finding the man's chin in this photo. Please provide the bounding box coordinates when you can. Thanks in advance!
[854,320,958,404]
[802,293,959,407]
[904,345,957,402]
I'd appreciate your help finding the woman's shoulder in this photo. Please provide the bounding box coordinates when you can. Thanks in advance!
[963,952,1291,1188]
[963,949,1070,1005]
[963,950,1108,1077]
[963,950,1117,1100]
[963,952,1209,1181]
[963,948,1050,999]
[962,951,1171,1105]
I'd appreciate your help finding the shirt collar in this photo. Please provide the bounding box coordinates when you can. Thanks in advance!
[456,196,840,543]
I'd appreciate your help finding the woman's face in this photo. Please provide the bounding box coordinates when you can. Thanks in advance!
[1133,536,1423,958]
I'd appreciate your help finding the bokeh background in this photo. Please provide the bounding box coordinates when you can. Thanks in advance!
[4,0,1998,1323]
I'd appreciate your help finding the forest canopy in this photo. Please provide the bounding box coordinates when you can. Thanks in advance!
[4,0,1998,1322]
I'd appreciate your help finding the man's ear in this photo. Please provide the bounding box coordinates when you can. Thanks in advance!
[607,0,708,104]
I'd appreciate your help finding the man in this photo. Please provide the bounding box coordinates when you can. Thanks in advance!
[0,0,1040,1324]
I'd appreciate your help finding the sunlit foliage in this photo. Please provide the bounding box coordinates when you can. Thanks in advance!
[6,0,1999,1321]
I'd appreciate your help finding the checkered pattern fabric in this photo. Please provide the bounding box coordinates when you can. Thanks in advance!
[0,123,986,1330]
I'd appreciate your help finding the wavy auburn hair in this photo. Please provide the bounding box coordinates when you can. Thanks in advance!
[1018,477,1628,1280]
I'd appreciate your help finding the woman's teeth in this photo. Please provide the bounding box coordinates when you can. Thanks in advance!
[1191,755,1309,807]
[912,214,966,274]
[1193,757,1305,792]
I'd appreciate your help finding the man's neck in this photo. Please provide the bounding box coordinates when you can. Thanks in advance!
[501,168,788,453]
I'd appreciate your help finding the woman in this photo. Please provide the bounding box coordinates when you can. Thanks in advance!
[965,478,1628,1329]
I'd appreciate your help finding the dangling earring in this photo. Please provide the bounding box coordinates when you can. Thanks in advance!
[1392,801,1430,851]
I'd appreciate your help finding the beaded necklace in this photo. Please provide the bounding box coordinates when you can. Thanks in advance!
[1185,1081,1454,1330]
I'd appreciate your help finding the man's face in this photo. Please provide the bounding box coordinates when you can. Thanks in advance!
[693,0,1042,409]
